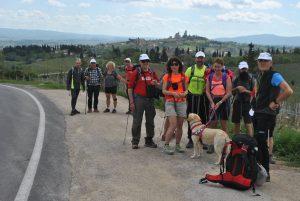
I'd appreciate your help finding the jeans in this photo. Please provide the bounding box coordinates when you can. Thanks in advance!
[71,89,80,111]
[87,85,100,109]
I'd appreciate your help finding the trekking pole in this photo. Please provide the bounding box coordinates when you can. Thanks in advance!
[123,113,130,145]
[85,82,88,115]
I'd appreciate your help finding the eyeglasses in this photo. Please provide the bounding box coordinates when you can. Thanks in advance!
[141,60,150,63]
[171,62,179,66]
[90,62,96,64]
[125,61,130,63]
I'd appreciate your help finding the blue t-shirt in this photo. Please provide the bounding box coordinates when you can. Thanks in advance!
[271,73,284,87]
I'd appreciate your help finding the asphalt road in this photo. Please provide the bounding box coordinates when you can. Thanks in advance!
[0,85,70,201]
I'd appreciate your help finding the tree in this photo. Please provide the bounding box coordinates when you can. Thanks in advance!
[174,47,180,57]
[186,48,190,55]
[0,51,4,79]
[283,46,286,54]
[183,30,188,38]
[247,43,256,73]
[154,46,160,62]
[227,51,231,57]
[149,48,156,61]
[161,48,168,62]
[239,49,243,56]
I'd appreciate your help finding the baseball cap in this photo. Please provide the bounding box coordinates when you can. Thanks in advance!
[139,54,150,61]
[90,58,96,63]
[257,52,272,61]
[124,58,131,62]
[238,61,249,69]
[195,51,205,58]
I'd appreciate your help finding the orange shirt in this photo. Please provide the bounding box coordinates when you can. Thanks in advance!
[163,73,189,102]
[210,74,226,97]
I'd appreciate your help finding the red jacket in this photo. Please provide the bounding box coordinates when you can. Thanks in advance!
[125,64,135,83]
[128,68,159,97]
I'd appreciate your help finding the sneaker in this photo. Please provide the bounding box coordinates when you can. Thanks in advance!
[70,110,76,116]
[269,155,276,164]
[103,108,110,113]
[144,137,158,148]
[175,144,185,153]
[126,110,131,115]
[112,109,117,113]
[266,174,270,182]
[207,145,214,154]
[87,109,92,113]
[74,109,80,114]
[132,144,139,149]
[186,139,194,149]
[94,109,99,113]
[164,144,174,155]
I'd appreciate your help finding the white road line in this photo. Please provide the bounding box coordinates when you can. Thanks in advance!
[0,84,46,201]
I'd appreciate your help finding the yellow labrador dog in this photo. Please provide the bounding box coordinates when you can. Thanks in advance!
[187,113,231,164]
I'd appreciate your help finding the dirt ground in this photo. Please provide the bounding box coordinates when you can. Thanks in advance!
[38,89,300,201]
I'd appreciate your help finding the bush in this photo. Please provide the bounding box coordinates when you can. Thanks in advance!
[274,128,300,166]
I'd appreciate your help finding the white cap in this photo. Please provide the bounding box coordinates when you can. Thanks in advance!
[238,61,249,69]
[139,54,150,61]
[257,52,272,61]
[90,58,96,63]
[124,58,131,62]
[195,51,205,58]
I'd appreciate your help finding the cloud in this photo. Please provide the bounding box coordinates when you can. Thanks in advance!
[217,11,293,25]
[21,0,34,3]
[236,0,282,10]
[48,0,66,8]
[296,2,300,8]
[78,2,91,8]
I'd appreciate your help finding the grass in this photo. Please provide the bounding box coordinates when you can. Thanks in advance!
[0,79,65,89]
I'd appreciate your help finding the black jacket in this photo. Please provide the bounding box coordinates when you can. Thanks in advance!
[66,67,85,90]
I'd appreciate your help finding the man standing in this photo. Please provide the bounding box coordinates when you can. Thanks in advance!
[85,58,103,113]
[254,52,293,182]
[232,61,255,136]
[124,57,134,114]
[66,58,85,116]
[127,54,159,149]
[185,51,210,148]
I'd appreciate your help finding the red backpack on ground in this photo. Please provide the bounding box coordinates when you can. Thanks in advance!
[200,134,259,192]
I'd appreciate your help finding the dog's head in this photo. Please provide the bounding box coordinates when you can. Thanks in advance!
[187,113,202,124]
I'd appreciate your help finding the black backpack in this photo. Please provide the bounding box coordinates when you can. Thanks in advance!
[201,134,259,191]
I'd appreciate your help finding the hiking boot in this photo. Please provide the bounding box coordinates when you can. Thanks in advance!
[203,144,208,150]
[186,139,194,149]
[112,109,117,113]
[70,110,76,116]
[132,144,139,149]
[207,145,214,154]
[144,137,157,148]
[103,108,110,113]
[269,155,276,164]
[87,108,92,113]
[94,109,99,113]
[74,109,80,114]
[175,144,185,153]
[266,173,270,182]
[164,144,174,155]
[126,110,132,115]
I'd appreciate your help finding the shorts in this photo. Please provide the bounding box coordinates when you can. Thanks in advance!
[212,97,229,121]
[165,101,187,118]
[232,100,252,124]
[105,86,117,94]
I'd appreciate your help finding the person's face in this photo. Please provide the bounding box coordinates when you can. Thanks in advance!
[91,62,96,68]
[214,63,223,72]
[258,60,272,71]
[170,61,179,73]
[140,60,150,69]
[239,68,248,74]
[75,61,81,67]
[195,56,205,66]
[107,64,114,71]
[125,60,131,66]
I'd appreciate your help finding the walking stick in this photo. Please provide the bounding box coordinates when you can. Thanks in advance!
[85,82,88,115]
[123,113,130,145]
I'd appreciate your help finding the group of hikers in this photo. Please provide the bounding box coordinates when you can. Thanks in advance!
[66,51,293,182]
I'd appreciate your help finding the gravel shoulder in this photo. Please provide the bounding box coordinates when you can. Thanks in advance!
[38,89,300,201]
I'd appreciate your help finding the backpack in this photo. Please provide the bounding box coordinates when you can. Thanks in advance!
[208,71,228,93]
[200,134,259,192]
[188,64,206,84]
[103,70,118,80]
[166,73,186,91]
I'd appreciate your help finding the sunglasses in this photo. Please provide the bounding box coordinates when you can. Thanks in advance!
[141,60,150,63]
[125,60,130,63]
[258,59,270,62]
[171,62,179,66]
[90,62,96,64]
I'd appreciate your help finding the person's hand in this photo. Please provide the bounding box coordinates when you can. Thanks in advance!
[152,80,158,85]
[215,101,222,110]
[179,92,187,98]
[210,102,216,109]
[269,101,280,110]
[85,76,90,80]
[173,92,180,98]
[237,86,246,93]
[130,101,135,112]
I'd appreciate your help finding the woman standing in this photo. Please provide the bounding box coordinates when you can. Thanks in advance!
[206,58,232,133]
[103,61,127,113]
[162,57,189,155]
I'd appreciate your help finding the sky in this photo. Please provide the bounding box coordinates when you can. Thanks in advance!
[0,0,300,39]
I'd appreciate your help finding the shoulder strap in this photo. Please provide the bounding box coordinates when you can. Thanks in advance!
[209,71,214,90]
[181,73,186,91]
[166,73,172,90]
[222,72,227,89]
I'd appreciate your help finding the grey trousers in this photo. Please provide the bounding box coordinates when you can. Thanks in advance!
[131,96,156,144]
